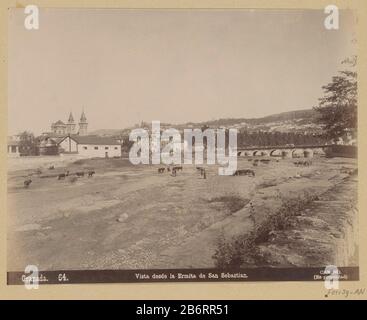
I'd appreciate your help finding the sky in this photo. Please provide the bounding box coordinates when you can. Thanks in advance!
[8,8,357,135]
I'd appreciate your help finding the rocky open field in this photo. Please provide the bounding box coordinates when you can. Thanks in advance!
[7,155,358,271]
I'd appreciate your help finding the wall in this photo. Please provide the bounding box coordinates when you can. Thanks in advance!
[77,144,121,158]
[325,145,358,158]
[59,136,78,153]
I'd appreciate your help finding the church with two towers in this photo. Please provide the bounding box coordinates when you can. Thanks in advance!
[50,111,88,136]
[41,110,122,158]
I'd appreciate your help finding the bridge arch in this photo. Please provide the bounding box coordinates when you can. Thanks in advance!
[254,150,270,156]
[313,148,325,156]
[270,149,282,157]
[292,149,304,158]
[253,150,262,156]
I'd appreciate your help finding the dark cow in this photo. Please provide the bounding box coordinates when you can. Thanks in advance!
[24,179,32,188]
[88,170,95,177]
[48,165,55,170]
[58,173,65,180]
[58,171,69,180]
[260,159,271,164]
[158,167,165,173]
[173,166,183,171]
[76,171,85,177]
[341,167,357,175]
[294,160,312,167]
[233,169,255,177]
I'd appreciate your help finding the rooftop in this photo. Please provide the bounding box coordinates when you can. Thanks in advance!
[70,135,121,146]
[52,120,66,126]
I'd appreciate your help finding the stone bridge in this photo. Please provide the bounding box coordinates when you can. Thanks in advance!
[236,145,333,158]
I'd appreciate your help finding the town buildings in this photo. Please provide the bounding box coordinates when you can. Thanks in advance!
[7,110,122,158]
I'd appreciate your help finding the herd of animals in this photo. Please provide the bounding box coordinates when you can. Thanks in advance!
[156,156,316,179]
[22,156,317,188]
[23,165,96,188]
[157,165,257,178]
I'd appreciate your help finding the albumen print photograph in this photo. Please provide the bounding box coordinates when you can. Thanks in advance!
[6,7,358,284]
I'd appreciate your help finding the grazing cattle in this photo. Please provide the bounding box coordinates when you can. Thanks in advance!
[260,159,271,164]
[58,171,69,180]
[76,171,85,177]
[58,173,66,180]
[252,162,258,167]
[340,167,357,175]
[173,166,183,171]
[24,179,32,188]
[233,169,255,177]
[294,160,312,167]
[48,165,55,170]
[88,170,95,177]
[158,167,165,173]
[58,174,65,180]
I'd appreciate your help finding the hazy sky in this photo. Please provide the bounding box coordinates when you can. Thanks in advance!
[8,8,356,135]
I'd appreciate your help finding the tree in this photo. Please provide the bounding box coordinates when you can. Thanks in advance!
[18,131,38,156]
[314,56,357,139]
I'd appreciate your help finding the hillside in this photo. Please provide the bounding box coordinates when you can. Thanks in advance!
[89,108,322,136]
[194,109,318,127]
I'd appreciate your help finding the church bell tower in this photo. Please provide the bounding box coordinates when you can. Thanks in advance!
[67,112,76,134]
[78,110,88,136]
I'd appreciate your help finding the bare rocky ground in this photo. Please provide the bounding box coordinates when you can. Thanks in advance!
[7,156,357,271]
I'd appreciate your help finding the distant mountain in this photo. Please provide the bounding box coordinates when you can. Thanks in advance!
[90,108,322,136]
[190,109,318,127]
[183,108,321,134]
[88,129,124,136]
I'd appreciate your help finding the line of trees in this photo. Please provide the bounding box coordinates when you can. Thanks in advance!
[314,56,357,140]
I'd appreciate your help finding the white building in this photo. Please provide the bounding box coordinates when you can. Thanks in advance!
[57,135,122,158]
[7,136,20,157]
